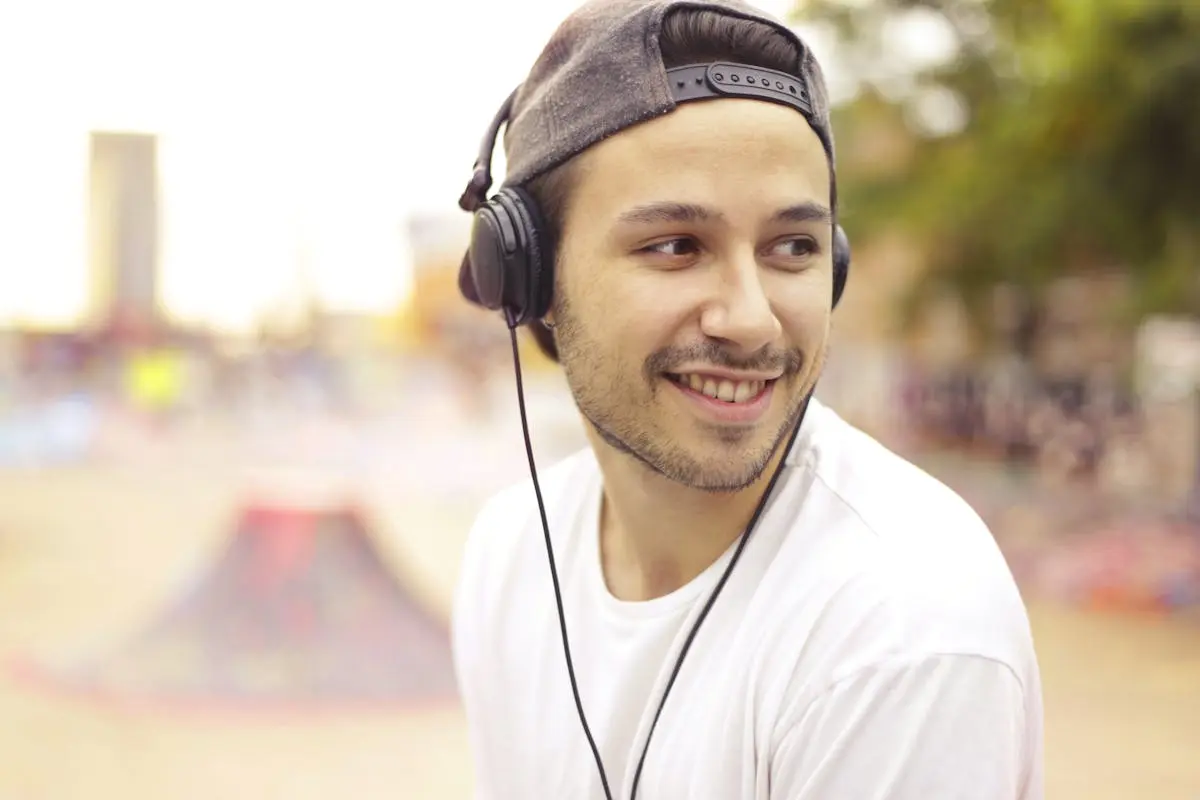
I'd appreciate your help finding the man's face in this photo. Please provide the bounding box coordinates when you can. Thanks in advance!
[550,98,834,493]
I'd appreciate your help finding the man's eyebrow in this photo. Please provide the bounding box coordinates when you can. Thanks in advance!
[772,202,833,225]
[615,202,724,226]
[614,201,833,227]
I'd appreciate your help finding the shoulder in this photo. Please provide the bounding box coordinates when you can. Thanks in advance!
[463,445,597,550]
[775,400,1038,694]
[453,445,598,621]
[803,398,996,553]
[764,404,1045,795]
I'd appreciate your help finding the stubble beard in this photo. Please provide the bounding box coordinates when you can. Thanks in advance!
[552,300,818,494]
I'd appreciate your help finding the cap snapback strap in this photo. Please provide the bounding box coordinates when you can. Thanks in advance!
[665,61,814,120]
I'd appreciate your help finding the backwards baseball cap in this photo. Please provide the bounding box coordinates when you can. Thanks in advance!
[497,0,835,188]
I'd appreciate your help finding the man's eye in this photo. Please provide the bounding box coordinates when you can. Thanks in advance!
[642,238,700,257]
[770,237,818,258]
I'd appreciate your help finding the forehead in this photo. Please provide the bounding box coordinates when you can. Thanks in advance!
[569,98,831,219]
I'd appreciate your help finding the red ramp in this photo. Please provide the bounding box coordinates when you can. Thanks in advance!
[18,502,458,711]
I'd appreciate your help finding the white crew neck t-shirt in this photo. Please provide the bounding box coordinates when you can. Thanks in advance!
[452,398,1044,800]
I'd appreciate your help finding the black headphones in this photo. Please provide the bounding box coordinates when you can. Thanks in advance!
[459,63,852,329]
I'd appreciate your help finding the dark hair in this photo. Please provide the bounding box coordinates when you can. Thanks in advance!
[524,8,809,362]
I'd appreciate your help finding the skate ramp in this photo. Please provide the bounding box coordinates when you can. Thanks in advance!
[17,500,458,710]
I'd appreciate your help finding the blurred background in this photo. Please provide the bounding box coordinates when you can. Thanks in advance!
[0,0,1197,797]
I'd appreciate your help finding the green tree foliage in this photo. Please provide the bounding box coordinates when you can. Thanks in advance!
[797,0,1200,338]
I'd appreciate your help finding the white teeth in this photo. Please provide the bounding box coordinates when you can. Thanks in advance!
[674,374,766,404]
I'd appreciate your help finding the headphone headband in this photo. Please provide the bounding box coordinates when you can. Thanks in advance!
[459,86,520,213]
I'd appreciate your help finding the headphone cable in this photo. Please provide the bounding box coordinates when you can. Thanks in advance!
[507,320,616,800]
[505,316,804,800]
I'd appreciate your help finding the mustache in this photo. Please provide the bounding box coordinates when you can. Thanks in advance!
[644,342,804,377]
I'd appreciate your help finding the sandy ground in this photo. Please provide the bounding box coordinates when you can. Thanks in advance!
[0,425,1198,800]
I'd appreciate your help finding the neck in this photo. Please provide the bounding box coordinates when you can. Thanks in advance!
[590,425,797,603]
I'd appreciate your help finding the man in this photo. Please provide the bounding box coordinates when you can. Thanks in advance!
[451,1,1044,798]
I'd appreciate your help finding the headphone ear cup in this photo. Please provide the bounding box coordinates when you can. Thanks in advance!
[832,224,851,308]
[463,203,510,311]
[502,185,556,322]
[457,185,555,325]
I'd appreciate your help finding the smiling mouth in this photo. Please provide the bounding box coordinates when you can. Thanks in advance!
[665,373,774,404]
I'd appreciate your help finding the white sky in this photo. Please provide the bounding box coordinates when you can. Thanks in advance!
[0,0,848,331]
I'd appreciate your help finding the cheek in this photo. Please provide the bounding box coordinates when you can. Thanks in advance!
[614,293,697,362]
[769,281,832,345]
[583,275,690,347]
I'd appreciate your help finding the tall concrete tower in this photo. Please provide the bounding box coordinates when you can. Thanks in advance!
[87,131,160,338]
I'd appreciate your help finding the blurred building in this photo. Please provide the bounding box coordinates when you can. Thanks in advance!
[86,132,161,339]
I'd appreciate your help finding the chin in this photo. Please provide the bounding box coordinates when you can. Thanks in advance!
[672,460,773,494]
[647,431,782,493]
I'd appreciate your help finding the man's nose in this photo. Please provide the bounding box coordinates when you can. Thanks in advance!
[698,257,782,355]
